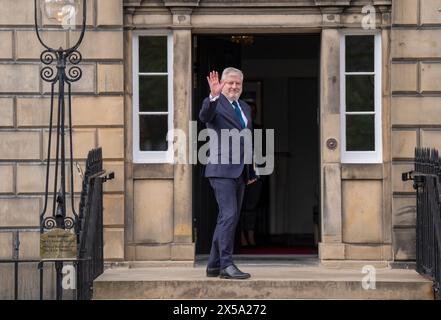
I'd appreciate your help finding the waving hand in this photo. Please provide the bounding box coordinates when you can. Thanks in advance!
[207,71,225,97]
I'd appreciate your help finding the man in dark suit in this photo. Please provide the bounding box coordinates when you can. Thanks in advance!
[199,67,257,280]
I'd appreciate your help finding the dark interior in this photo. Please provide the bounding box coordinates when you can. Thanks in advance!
[193,34,321,255]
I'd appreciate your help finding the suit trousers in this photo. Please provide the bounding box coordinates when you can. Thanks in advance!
[207,170,246,269]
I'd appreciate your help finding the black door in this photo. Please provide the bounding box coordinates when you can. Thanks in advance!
[192,35,242,254]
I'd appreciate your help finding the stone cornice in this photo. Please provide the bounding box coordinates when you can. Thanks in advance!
[123,0,392,28]
[164,0,200,6]
[124,0,392,9]
[314,0,350,6]
[124,0,143,7]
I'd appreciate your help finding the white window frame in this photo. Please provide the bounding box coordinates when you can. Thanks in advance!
[132,31,174,163]
[340,31,382,164]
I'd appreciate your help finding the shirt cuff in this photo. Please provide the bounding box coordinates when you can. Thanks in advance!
[209,94,220,102]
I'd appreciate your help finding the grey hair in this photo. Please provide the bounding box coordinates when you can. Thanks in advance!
[221,67,244,81]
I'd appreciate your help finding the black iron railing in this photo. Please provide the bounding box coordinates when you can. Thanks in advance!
[0,147,113,300]
[0,231,41,300]
[403,148,441,300]
[76,147,113,300]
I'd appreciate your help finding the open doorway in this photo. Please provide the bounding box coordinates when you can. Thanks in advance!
[192,34,321,257]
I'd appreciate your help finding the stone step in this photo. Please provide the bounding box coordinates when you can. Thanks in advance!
[93,264,434,300]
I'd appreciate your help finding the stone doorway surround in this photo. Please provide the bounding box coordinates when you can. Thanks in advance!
[123,0,393,262]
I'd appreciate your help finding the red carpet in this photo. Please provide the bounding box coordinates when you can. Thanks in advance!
[237,246,318,255]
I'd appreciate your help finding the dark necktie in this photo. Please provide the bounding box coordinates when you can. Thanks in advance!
[232,101,246,129]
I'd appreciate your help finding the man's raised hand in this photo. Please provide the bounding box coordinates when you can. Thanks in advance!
[207,71,225,98]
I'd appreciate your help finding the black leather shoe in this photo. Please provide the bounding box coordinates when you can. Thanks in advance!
[220,264,251,280]
[206,267,220,277]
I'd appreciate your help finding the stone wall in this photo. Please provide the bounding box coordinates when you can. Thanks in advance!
[123,4,195,261]
[391,0,441,260]
[318,4,393,261]
[0,0,124,299]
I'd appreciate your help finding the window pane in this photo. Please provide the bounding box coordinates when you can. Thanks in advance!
[346,115,375,151]
[346,75,374,112]
[139,115,168,151]
[139,76,168,112]
[346,35,374,72]
[139,36,167,73]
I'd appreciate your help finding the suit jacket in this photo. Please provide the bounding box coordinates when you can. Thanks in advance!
[199,93,257,182]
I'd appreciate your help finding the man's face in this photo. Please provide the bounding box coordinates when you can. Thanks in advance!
[222,73,243,101]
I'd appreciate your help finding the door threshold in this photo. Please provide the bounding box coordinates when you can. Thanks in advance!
[195,254,320,267]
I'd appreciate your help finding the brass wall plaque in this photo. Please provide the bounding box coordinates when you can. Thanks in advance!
[40,228,77,260]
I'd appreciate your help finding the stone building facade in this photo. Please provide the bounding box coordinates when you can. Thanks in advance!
[122,0,395,262]
[1,0,440,277]
[0,0,125,269]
